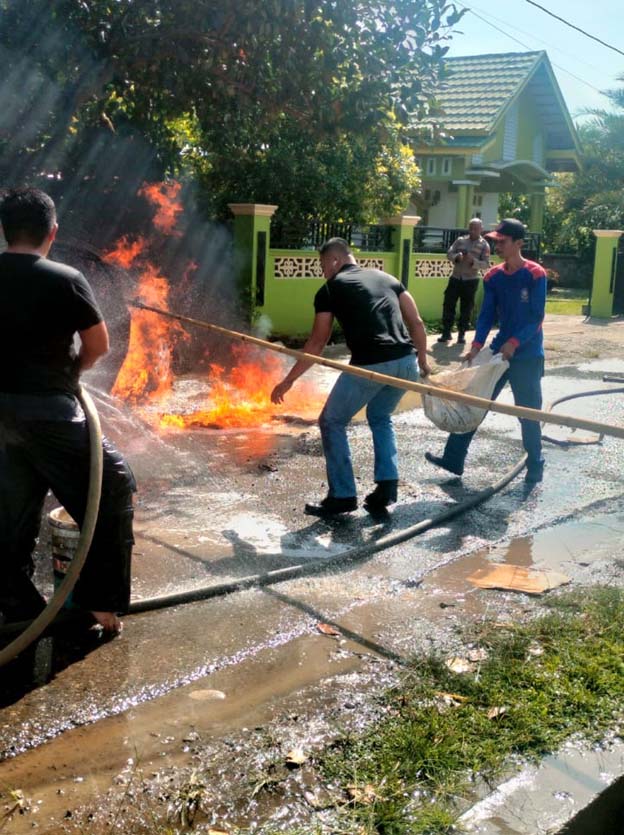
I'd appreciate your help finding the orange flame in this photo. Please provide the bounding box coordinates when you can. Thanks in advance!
[109,182,186,405]
[102,235,146,268]
[159,346,325,430]
[112,263,186,404]
[109,180,326,428]
[139,182,183,234]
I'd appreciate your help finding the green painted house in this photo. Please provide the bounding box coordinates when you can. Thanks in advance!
[230,51,584,337]
[413,51,581,235]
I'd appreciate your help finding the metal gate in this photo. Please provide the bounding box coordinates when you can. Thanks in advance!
[612,236,624,315]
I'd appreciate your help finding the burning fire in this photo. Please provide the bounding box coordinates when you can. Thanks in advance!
[105,181,326,428]
[113,263,186,403]
[159,346,323,429]
[138,182,183,234]
[102,235,146,269]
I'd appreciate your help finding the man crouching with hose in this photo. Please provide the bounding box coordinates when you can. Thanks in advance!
[0,188,135,634]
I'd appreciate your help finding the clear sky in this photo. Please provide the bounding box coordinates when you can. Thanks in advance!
[445,0,624,122]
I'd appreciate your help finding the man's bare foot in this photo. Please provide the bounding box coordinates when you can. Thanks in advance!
[91,611,123,633]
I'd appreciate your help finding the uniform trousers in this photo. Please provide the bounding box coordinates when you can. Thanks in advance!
[0,414,135,622]
[442,277,479,335]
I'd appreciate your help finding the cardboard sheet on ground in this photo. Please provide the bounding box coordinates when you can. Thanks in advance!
[468,563,570,595]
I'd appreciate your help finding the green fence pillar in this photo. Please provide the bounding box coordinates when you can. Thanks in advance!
[382,214,421,289]
[591,230,623,318]
[529,191,545,234]
[228,203,278,322]
[454,181,478,227]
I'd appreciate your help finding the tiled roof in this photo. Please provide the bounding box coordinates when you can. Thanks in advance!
[436,51,543,132]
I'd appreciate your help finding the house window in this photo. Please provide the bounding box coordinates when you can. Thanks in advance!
[442,157,452,176]
[415,157,423,171]
[426,158,436,176]
[472,193,483,207]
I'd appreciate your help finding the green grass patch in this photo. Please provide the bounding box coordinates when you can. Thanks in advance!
[321,588,624,834]
[423,319,445,335]
[545,287,589,316]
[52,590,624,835]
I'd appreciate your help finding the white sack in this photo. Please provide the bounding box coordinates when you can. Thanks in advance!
[422,348,509,434]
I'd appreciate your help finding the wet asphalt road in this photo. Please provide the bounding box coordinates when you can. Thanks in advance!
[2,351,624,741]
[1,323,624,831]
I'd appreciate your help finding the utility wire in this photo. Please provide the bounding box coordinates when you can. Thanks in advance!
[460,5,529,51]
[456,2,605,96]
[523,0,624,58]
[467,0,605,78]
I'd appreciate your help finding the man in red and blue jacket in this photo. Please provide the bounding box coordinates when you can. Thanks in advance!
[425,218,546,483]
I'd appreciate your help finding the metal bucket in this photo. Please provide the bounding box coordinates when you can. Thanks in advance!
[48,506,80,604]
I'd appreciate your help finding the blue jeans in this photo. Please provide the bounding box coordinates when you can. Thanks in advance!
[443,355,544,470]
[319,353,419,498]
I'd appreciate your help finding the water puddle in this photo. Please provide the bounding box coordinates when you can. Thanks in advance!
[3,500,623,833]
[459,737,624,834]
[0,628,365,834]
[427,510,624,597]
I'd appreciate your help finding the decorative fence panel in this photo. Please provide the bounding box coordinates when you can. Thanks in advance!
[229,205,497,337]
[262,251,392,336]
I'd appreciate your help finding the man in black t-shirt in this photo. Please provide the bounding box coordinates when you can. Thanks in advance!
[271,237,430,516]
[0,188,135,633]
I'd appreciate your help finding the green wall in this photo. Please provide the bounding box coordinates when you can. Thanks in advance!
[591,233,622,318]
[258,250,487,338]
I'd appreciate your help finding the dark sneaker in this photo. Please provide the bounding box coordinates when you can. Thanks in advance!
[304,496,357,516]
[363,480,398,512]
[525,463,544,484]
[424,451,464,476]
[456,333,466,344]
[437,334,451,343]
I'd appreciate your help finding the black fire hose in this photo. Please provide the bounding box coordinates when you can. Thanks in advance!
[0,386,103,668]
[2,384,622,654]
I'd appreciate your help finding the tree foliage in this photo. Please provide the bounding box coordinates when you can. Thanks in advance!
[498,192,530,226]
[542,75,624,264]
[0,0,463,228]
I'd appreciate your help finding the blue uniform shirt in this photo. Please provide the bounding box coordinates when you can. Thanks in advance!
[474,259,547,358]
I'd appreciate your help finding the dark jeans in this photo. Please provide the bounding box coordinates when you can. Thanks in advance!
[0,419,136,622]
[442,356,544,470]
[442,277,479,335]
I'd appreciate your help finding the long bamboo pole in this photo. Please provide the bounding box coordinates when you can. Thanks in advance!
[131,301,624,441]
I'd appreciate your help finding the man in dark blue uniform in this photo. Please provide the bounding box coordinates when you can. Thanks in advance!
[425,218,546,484]
[438,218,490,344]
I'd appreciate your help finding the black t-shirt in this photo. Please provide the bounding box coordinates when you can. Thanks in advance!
[314,264,414,365]
[0,253,103,396]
